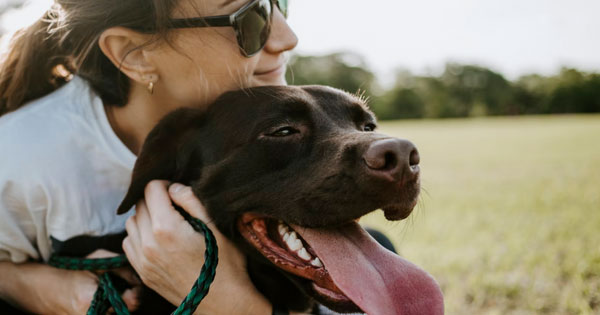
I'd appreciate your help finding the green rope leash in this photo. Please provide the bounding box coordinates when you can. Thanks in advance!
[171,206,218,315]
[48,206,218,315]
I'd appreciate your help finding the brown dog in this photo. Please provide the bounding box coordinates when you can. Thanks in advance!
[118,86,443,314]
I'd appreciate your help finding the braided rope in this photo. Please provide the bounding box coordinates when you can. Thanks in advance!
[48,255,128,271]
[87,278,111,315]
[172,206,219,315]
[48,208,218,315]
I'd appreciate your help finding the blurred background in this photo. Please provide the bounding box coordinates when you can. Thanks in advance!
[2,0,599,313]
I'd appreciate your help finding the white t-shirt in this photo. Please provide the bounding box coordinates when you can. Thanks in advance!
[0,76,136,263]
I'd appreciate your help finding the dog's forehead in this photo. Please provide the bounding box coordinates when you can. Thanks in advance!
[301,85,367,107]
[300,85,375,124]
[250,85,373,119]
[212,86,309,112]
[208,85,374,130]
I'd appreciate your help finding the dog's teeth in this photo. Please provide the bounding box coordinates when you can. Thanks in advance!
[283,232,291,242]
[286,231,297,242]
[289,239,303,251]
[297,248,312,261]
[278,223,289,236]
[286,234,303,251]
[310,257,323,267]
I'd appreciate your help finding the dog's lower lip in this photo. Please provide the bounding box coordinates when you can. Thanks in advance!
[382,200,417,220]
[312,283,352,302]
[239,214,329,273]
[237,214,352,300]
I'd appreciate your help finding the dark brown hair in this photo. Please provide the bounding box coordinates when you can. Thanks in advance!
[0,0,179,116]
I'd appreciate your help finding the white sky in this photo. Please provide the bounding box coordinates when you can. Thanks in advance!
[2,0,599,84]
[287,0,600,83]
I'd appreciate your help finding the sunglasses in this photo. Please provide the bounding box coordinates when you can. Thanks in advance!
[168,0,289,57]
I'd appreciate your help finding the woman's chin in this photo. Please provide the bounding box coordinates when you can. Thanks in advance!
[252,70,287,86]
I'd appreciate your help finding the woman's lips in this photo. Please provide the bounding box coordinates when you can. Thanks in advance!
[254,64,285,77]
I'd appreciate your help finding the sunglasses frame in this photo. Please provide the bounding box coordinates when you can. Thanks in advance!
[168,0,287,57]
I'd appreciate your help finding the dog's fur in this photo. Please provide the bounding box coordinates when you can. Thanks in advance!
[118,85,421,312]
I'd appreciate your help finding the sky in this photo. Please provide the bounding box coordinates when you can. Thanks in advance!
[286,0,600,83]
[2,0,599,85]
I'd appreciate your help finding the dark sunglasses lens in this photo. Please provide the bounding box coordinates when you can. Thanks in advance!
[277,0,288,18]
[237,0,271,56]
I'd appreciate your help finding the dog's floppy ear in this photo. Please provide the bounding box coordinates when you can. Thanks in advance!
[117,108,204,214]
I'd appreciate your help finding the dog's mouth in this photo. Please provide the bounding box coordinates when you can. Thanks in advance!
[238,213,352,308]
[238,213,445,314]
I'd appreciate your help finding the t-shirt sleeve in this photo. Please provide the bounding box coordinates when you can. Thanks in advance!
[0,178,43,263]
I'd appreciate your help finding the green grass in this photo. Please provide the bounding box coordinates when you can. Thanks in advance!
[359,114,600,314]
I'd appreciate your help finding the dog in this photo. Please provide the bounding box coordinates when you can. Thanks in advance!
[117,85,444,314]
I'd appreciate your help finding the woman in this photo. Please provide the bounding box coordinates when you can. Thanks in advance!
[0,0,297,313]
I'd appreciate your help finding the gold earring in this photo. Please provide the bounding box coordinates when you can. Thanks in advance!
[147,81,154,95]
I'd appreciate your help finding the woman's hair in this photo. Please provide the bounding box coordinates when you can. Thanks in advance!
[0,0,180,116]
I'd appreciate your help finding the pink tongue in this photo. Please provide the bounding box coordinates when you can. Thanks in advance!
[292,222,444,315]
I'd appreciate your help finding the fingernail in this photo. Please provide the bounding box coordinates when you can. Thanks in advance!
[169,183,185,194]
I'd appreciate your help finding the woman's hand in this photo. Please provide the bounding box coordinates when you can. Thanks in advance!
[48,267,98,315]
[55,249,141,314]
[122,181,272,315]
[0,264,99,315]
[0,253,140,315]
[85,249,142,312]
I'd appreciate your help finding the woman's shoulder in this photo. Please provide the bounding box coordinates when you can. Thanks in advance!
[0,76,95,127]
[0,77,105,174]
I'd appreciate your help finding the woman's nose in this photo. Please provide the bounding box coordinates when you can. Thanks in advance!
[263,7,298,54]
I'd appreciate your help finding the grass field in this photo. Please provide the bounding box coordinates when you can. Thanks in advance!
[359,114,600,314]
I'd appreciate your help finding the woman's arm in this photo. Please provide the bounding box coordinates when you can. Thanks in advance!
[0,251,141,314]
[123,181,273,315]
[0,261,99,314]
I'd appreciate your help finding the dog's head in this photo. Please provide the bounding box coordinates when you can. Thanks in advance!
[118,86,443,314]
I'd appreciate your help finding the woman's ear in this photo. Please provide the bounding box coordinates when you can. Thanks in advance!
[98,27,157,83]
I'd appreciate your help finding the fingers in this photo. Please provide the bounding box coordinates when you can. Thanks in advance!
[123,199,158,278]
[121,286,142,311]
[137,180,211,230]
[84,246,142,309]
[85,249,122,277]
[168,183,235,254]
[91,234,141,312]
[86,249,119,259]
[133,199,155,245]
[123,213,141,255]
[143,180,180,228]
[168,183,212,223]
[70,270,101,313]
[111,267,142,287]
[88,275,141,313]
[123,202,144,263]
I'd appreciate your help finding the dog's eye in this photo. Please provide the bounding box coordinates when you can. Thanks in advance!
[363,123,377,132]
[268,127,299,137]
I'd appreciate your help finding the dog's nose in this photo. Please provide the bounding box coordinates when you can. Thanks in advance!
[363,139,420,182]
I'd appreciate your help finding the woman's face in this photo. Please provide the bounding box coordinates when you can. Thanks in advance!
[150,0,298,109]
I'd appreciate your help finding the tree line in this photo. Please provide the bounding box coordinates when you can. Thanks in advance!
[286,52,600,120]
